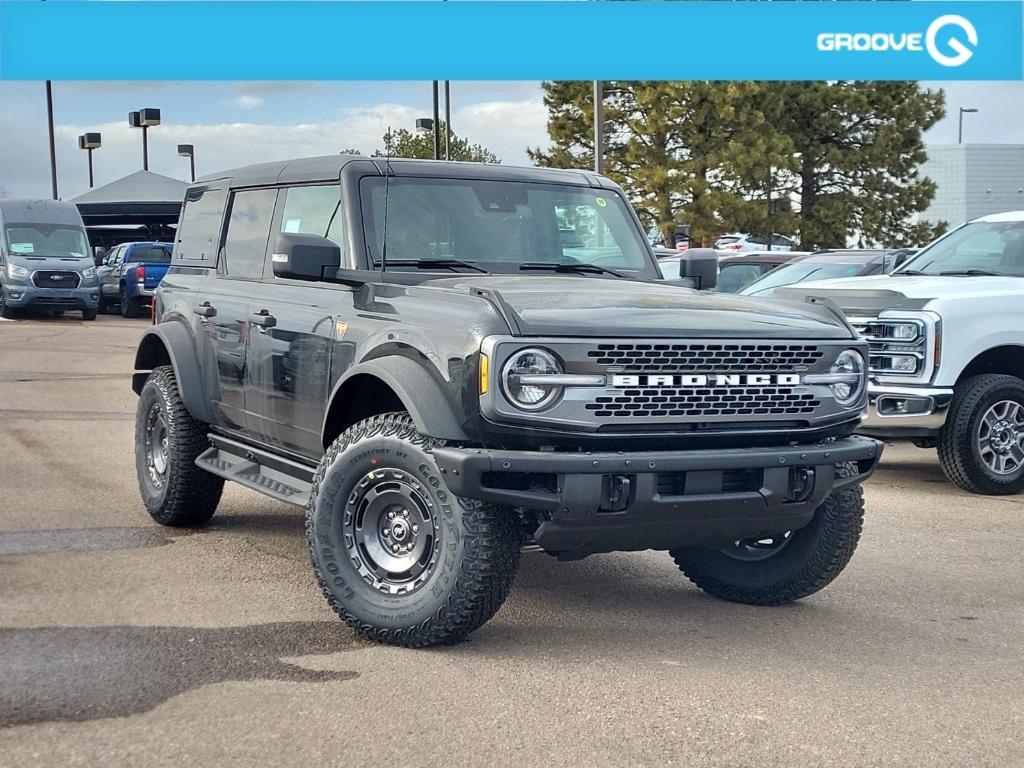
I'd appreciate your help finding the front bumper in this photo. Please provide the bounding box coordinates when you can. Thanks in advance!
[858,382,954,438]
[432,435,882,559]
[2,283,99,311]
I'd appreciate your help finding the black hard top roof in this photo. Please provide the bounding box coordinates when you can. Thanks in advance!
[196,155,613,190]
[0,198,85,226]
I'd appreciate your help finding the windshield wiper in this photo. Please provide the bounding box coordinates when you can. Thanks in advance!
[519,261,625,278]
[894,269,927,275]
[386,258,488,274]
[939,269,1003,277]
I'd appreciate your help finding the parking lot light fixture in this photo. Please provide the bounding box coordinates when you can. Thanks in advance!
[129,108,161,170]
[177,144,195,182]
[415,117,434,134]
[78,132,102,188]
[958,107,979,144]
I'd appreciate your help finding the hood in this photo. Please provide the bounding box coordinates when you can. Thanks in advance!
[775,273,1024,316]
[418,275,853,339]
[7,254,93,272]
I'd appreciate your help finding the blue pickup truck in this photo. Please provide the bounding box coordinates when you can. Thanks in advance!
[96,241,172,317]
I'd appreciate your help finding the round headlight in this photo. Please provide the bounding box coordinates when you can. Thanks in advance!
[501,348,563,411]
[831,349,866,406]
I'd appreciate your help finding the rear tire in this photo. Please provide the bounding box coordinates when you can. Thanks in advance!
[306,412,520,647]
[135,366,224,526]
[938,374,1024,495]
[670,463,864,605]
[121,288,139,318]
[98,296,109,314]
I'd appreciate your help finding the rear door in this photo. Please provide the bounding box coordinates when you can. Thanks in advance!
[199,187,278,436]
[245,183,346,459]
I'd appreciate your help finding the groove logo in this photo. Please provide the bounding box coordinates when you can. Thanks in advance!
[817,15,978,68]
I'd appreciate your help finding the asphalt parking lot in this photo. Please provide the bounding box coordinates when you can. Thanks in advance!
[1,314,1022,767]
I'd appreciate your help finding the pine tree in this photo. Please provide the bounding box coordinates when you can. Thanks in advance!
[757,81,946,248]
[373,122,499,164]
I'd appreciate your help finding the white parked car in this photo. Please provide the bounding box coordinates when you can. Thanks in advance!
[715,232,797,252]
[776,211,1024,495]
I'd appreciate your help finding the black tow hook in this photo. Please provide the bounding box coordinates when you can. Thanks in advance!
[600,474,635,513]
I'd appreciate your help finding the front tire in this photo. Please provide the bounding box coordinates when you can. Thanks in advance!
[306,412,520,647]
[670,463,864,605]
[82,308,98,321]
[135,366,224,526]
[938,374,1024,495]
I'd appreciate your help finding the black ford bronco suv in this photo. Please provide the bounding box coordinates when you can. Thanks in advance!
[132,156,882,647]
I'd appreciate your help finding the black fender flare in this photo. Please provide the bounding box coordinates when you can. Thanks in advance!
[325,356,470,442]
[132,321,214,425]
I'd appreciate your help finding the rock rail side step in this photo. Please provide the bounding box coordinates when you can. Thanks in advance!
[195,434,315,507]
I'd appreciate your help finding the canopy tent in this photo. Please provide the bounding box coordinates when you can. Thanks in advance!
[71,170,187,250]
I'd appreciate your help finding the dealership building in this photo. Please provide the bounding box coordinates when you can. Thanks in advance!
[919,144,1024,227]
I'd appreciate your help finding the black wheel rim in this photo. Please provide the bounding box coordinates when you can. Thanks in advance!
[721,532,793,562]
[343,468,440,594]
[144,402,169,488]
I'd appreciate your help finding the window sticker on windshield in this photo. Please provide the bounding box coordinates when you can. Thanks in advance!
[284,219,302,233]
[595,197,607,208]
[11,243,34,254]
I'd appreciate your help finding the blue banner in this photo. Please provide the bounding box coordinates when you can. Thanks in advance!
[0,1,1021,80]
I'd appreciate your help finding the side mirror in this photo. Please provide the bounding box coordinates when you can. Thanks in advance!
[271,232,341,281]
[674,248,718,290]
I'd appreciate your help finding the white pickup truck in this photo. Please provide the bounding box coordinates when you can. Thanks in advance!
[778,211,1024,496]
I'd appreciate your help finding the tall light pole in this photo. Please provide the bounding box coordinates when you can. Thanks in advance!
[444,81,451,160]
[129,108,161,170]
[78,133,101,188]
[958,107,978,144]
[177,144,196,182]
[46,82,58,199]
[430,82,441,160]
[593,81,605,174]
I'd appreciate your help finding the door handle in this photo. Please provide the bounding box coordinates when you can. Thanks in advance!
[193,302,217,318]
[250,310,277,329]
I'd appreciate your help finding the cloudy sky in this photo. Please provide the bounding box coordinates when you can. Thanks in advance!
[1,80,1022,200]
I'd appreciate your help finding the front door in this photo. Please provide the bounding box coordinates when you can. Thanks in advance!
[243,183,348,458]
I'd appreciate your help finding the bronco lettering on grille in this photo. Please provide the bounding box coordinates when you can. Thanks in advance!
[611,373,803,387]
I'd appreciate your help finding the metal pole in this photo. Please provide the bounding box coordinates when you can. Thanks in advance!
[431,81,441,160]
[87,148,94,188]
[46,81,58,199]
[142,125,149,170]
[958,108,963,144]
[766,165,773,251]
[444,81,451,160]
[593,81,604,174]
[190,154,196,183]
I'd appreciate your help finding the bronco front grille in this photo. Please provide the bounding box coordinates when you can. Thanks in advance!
[586,343,824,372]
[32,270,81,289]
[585,386,820,419]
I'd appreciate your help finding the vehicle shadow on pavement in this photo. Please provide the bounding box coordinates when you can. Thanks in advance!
[0,621,362,729]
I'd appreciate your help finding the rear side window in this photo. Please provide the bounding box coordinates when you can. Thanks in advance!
[175,187,227,264]
[126,246,172,264]
[223,189,278,279]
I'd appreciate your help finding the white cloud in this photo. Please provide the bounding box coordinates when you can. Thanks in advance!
[227,94,265,110]
[453,97,548,165]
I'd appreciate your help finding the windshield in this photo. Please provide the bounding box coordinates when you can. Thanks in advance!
[740,256,879,295]
[360,177,652,275]
[899,221,1024,276]
[5,224,90,260]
